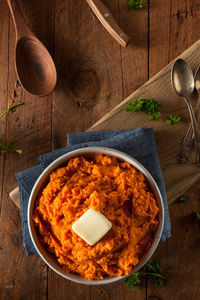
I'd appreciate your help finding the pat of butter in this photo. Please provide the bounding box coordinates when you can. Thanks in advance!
[72,208,112,246]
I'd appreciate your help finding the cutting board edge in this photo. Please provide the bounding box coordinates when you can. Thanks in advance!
[89,39,200,131]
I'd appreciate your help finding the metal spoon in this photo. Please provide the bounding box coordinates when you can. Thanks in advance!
[177,65,200,162]
[7,0,57,96]
[171,59,200,166]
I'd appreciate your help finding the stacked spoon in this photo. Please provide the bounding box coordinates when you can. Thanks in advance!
[171,59,200,166]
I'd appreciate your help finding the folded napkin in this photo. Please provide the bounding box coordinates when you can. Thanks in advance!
[16,127,171,255]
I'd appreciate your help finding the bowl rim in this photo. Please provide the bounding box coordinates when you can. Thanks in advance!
[27,146,164,285]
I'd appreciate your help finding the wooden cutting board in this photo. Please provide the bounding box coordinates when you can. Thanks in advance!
[10,39,200,208]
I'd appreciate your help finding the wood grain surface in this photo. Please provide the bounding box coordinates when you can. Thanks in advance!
[0,0,200,300]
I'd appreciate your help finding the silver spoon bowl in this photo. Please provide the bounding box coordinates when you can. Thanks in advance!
[171,59,200,166]
[177,65,200,162]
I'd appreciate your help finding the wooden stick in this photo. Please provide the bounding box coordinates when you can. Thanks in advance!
[87,0,130,47]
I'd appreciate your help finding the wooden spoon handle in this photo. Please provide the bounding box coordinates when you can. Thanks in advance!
[87,0,130,47]
[6,0,31,40]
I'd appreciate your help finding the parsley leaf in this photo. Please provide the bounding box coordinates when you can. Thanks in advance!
[0,142,22,155]
[194,211,200,222]
[126,98,162,120]
[124,272,140,291]
[15,149,23,155]
[0,102,23,155]
[178,195,188,203]
[127,0,145,9]
[166,114,181,125]
[124,260,164,291]
[149,112,161,120]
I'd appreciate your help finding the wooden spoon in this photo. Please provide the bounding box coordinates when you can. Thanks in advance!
[87,0,130,47]
[7,0,57,96]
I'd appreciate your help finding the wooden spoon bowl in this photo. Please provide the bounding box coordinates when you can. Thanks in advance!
[16,36,57,96]
[7,0,57,96]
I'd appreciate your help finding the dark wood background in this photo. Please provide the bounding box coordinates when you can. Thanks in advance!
[0,0,200,299]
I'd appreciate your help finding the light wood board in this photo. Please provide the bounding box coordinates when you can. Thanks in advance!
[90,39,200,204]
[10,39,200,208]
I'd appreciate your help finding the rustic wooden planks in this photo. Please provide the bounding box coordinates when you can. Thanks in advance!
[91,282,147,300]
[52,0,123,148]
[0,2,10,297]
[0,0,54,299]
[0,0,9,213]
[147,180,200,300]
[149,0,171,77]
[147,1,200,299]
[118,1,149,97]
[1,0,200,299]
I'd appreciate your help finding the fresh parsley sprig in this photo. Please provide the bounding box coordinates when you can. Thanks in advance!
[0,102,23,155]
[125,98,182,125]
[126,98,162,120]
[0,142,22,155]
[166,114,181,125]
[127,0,146,9]
[124,259,164,291]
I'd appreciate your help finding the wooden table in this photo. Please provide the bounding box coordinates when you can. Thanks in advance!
[0,1,200,299]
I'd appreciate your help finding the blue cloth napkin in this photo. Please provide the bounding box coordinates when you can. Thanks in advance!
[16,127,171,255]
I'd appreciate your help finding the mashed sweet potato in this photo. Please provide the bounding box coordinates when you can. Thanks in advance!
[33,154,159,280]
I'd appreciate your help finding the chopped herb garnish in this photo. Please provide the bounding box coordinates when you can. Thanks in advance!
[149,111,161,120]
[0,142,22,155]
[194,211,200,222]
[178,195,188,203]
[0,102,23,155]
[126,98,162,120]
[124,260,164,291]
[124,272,140,291]
[166,114,181,125]
[127,0,145,9]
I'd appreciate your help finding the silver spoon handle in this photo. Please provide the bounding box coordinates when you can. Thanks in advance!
[177,95,200,162]
[185,97,200,166]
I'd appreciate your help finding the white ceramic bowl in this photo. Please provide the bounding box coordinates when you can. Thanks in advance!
[28,147,164,285]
